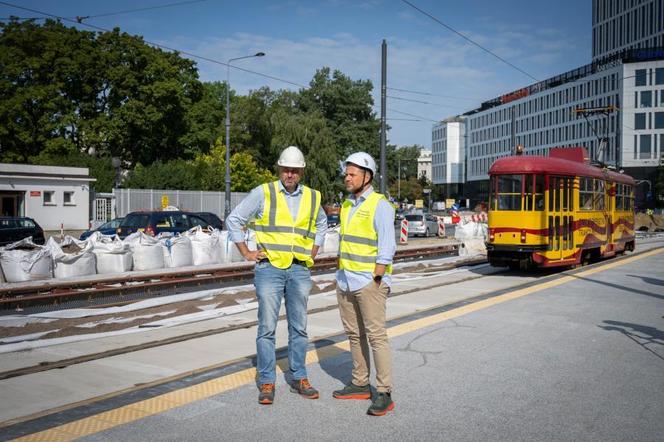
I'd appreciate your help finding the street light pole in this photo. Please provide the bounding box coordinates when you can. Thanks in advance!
[224,52,265,220]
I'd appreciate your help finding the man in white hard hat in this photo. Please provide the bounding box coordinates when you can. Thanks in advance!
[226,145,327,405]
[332,151,396,416]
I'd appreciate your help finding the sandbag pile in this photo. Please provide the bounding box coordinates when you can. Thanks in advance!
[46,236,96,279]
[454,221,488,256]
[88,232,133,274]
[0,237,53,282]
[160,234,193,268]
[185,226,224,265]
[124,232,164,271]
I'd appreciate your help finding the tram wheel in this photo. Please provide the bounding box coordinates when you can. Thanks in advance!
[508,261,520,271]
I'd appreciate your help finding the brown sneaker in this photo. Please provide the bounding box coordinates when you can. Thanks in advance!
[258,383,275,405]
[290,378,319,399]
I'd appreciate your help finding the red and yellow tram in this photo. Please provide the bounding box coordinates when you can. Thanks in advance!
[486,147,635,270]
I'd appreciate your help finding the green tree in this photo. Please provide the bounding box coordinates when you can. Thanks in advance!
[0,19,202,166]
[298,67,381,161]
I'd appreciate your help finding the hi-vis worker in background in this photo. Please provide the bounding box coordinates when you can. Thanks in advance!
[226,145,327,405]
[332,152,397,416]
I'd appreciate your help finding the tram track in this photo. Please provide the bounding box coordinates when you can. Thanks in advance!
[0,254,487,382]
[0,243,460,312]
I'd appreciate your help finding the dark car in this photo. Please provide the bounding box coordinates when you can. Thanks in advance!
[0,216,45,246]
[327,213,340,228]
[193,212,224,230]
[116,211,215,239]
[79,217,125,240]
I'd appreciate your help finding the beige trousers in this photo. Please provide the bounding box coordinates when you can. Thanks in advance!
[336,281,392,393]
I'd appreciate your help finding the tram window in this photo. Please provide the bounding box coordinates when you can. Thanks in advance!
[593,180,605,210]
[580,178,594,210]
[534,175,544,210]
[525,175,533,211]
[496,174,522,211]
[616,184,624,210]
[555,179,561,212]
[562,179,569,211]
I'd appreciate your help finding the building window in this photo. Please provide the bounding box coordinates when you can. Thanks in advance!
[43,191,55,205]
[63,191,75,205]
[656,68,664,85]
[635,69,647,86]
[655,112,664,129]
[640,90,652,107]
[635,113,646,129]
[639,134,651,159]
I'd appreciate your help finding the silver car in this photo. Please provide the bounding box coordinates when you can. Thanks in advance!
[405,214,439,237]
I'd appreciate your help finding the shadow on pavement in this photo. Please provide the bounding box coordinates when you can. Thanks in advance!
[598,320,664,361]
[314,338,352,387]
[626,274,664,287]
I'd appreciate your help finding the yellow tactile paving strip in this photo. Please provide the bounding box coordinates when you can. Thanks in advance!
[12,248,663,441]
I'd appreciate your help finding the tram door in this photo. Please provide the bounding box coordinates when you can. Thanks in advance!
[547,176,574,260]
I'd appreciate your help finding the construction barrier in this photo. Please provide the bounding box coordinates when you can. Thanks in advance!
[400,219,409,244]
[437,217,446,237]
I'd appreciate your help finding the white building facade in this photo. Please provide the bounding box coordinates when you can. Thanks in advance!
[0,163,95,231]
[417,150,432,181]
[432,0,664,206]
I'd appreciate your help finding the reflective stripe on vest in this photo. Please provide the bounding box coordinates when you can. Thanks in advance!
[254,181,321,269]
[339,191,393,274]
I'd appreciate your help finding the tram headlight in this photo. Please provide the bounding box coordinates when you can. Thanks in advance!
[520,229,526,243]
[489,228,495,242]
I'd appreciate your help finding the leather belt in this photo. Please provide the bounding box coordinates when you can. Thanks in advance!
[258,258,307,266]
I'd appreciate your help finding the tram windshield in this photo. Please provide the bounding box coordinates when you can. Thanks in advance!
[490,174,544,211]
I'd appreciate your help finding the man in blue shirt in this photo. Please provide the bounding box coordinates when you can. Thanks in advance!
[227,146,327,405]
[333,152,397,416]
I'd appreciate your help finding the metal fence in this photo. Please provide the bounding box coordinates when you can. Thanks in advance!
[111,188,249,219]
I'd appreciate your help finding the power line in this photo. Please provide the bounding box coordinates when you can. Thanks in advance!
[390,108,438,123]
[388,86,479,101]
[400,0,539,82]
[0,1,308,89]
[80,0,209,21]
[388,95,459,108]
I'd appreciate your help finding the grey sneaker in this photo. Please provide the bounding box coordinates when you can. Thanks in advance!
[332,383,371,400]
[290,378,319,399]
[258,383,275,405]
[367,392,395,416]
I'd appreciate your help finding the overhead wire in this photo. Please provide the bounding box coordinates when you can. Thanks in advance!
[78,0,209,21]
[399,0,539,82]
[0,1,308,89]
[390,109,439,123]
[388,86,480,102]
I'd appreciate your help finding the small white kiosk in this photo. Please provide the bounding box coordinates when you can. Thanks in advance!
[0,163,95,232]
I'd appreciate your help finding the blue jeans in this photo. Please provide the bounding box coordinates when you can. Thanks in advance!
[255,260,312,385]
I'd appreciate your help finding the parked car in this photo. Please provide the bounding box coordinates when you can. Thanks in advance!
[79,217,125,240]
[405,213,439,237]
[116,211,215,239]
[193,212,224,230]
[327,213,340,228]
[0,216,45,246]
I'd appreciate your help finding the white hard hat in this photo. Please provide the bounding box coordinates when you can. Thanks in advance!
[344,152,376,175]
[277,146,306,168]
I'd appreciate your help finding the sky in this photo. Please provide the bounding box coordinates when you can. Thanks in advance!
[1,0,593,150]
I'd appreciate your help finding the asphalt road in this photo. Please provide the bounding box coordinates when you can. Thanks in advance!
[76,248,664,442]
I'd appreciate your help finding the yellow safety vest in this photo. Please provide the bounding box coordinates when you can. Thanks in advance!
[339,191,393,274]
[254,181,321,269]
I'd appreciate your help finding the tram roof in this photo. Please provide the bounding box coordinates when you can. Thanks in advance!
[489,155,635,185]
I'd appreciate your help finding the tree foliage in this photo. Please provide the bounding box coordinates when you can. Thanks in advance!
[0,20,403,202]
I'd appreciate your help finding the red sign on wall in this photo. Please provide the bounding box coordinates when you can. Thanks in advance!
[30,191,41,197]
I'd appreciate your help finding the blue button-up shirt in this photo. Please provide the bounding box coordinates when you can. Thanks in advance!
[336,186,396,291]
[226,181,327,247]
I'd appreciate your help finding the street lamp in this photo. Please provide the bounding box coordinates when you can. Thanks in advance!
[224,52,265,220]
